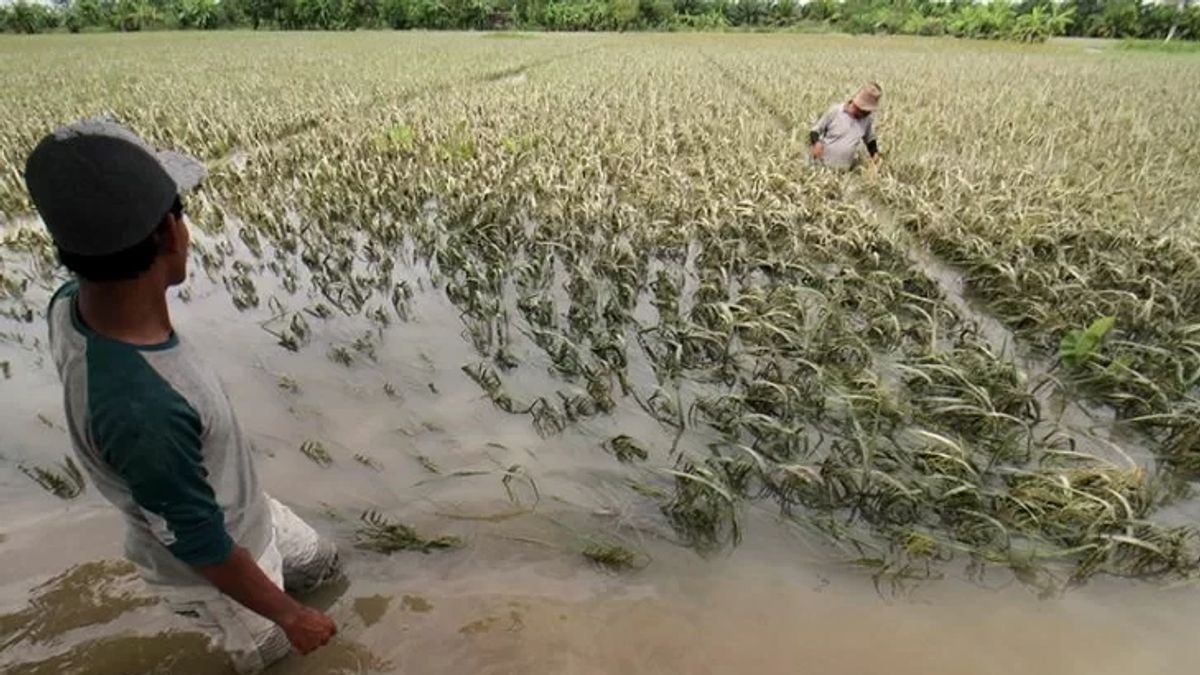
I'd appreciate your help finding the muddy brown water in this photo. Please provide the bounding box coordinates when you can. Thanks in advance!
[3,220,1200,674]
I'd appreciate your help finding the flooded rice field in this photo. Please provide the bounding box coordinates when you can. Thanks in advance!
[4,31,1200,674]
[3,214,1200,674]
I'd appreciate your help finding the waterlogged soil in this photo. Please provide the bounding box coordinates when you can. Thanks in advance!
[1,221,1199,674]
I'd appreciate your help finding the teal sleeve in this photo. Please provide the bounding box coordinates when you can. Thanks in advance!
[93,398,234,567]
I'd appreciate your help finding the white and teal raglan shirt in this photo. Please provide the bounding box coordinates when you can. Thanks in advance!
[47,280,271,587]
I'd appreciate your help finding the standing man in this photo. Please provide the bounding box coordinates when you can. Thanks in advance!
[810,82,883,170]
[24,118,341,674]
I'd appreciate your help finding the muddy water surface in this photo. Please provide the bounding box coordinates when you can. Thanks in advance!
[3,221,1200,674]
[4,509,1200,674]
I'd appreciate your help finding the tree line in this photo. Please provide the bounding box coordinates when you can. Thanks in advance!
[2,0,1197,42]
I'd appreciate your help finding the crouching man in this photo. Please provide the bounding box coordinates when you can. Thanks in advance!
[810,81,883,169]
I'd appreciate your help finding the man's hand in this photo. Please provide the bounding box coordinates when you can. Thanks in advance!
[279,605,337,654]
[811,142,825,160]
[199,546,338,657]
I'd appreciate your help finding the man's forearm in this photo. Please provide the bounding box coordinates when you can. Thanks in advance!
[198,545,302,626]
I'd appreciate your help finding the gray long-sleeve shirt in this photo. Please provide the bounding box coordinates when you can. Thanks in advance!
[811,103,877,169]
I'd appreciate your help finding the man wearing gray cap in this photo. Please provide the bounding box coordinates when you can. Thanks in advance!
[809,82,883,170]
[25,118,339,673]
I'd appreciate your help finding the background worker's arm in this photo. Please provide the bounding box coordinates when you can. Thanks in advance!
[95,393,335,653]
[199,547,335,654]
[864,117,880,160]
[809,107,834,159]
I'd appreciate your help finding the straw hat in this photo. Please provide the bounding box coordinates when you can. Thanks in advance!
[852,82,882,112]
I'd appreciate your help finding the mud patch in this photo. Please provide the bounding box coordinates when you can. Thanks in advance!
[458,609,524,636]
[400,594,433,613]
[353,595,392,627]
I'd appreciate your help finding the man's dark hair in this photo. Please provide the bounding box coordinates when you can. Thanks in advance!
[57,197,183,283]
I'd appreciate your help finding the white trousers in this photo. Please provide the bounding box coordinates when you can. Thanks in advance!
[154,498,340,674]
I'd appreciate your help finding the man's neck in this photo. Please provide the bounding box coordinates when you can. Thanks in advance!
[77,276,174,346]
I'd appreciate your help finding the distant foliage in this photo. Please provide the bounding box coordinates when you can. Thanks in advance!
[176,0,222,28]
[108,0,162,31]
[1,2,62,34]
[1,0,1197,42]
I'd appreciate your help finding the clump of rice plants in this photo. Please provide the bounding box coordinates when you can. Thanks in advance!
[20,456,85,500]
[354,511,462,554]
[300,440,333,467]
[603,435,648,463]
[581,539,645,571]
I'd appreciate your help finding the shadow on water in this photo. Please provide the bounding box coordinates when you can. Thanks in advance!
[0,556,390,675]
[5,633,227,675]
[0,560,153,650]
[0,560,229,675]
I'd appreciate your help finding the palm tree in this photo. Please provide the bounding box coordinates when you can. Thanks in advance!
[1166,0,1191,42]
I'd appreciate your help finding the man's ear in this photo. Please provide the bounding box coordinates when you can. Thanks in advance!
[158,213,184,255]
